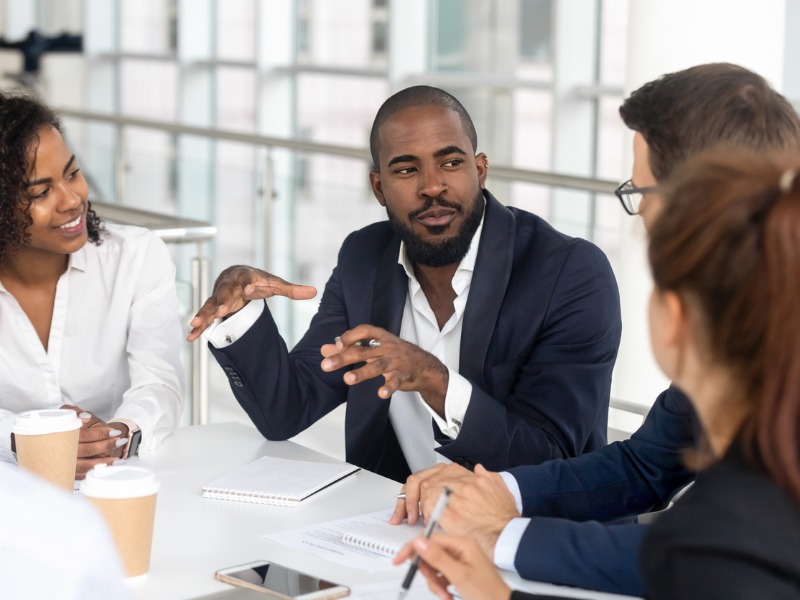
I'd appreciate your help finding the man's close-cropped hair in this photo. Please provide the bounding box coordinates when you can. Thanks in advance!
[0,89,102,265]
[619,63,800,181]
[369,85,478,170]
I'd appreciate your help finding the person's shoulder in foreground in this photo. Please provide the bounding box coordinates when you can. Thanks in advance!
[0,462,131,599]
[642,442,800,600]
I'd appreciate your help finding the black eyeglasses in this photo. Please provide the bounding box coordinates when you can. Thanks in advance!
[615,179,659,215]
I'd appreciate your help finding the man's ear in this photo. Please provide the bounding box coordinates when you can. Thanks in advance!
[475,153,488,189]
[369,170,386,206]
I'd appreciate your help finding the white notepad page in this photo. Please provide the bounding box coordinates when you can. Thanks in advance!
[341,520,424,557]
[202,455,360,506]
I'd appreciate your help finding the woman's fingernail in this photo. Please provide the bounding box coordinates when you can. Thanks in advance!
[413,538,429,552]
[115,438,129,448]
[79,412,91,419]
[112,459,126,465]
[109,429,122,438]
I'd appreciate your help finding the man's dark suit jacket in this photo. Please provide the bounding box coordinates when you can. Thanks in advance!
[642,441,800,599]
[210,191,621,482]
[506,387,697,597]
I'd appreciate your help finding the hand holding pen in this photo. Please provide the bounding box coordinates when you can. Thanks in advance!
[397,486,452,600]
[398,533,512,600]
[319,326,449,413]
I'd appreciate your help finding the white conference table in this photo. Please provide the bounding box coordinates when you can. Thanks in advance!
[121,422,640,600]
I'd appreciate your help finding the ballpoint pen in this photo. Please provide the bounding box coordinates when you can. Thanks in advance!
[398,486,452,600]
[333,336,381,348]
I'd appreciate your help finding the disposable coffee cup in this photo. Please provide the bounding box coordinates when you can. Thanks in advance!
[12,409,82,491]
[81,464,160,577]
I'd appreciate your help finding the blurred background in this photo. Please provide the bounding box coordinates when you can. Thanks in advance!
[1,0,797,457]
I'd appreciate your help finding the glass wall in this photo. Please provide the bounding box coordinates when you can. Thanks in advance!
[1,0,797,438]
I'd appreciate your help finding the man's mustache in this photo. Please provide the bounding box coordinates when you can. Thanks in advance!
[408,197,462,220]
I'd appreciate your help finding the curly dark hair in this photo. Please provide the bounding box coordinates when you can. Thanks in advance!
[0,89,103,266]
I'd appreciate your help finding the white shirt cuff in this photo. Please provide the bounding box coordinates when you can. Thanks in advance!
[494,517,531,572]
[499,471,523,514]
[425,368,471,439]
[205,300,265,348]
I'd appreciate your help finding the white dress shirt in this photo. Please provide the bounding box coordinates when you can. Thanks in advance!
[0,462,131,600]
[0,224,185,463]
[388,216,482,473]
[207,216,484,474]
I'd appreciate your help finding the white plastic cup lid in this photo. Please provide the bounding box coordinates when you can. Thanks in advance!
[81,464,160,499]
[11,409,82,435]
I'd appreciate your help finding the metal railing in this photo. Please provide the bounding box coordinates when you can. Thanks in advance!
[58,108,619,194]
[61,107,620,426]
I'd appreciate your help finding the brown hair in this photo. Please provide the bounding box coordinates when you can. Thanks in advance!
[620,63,800,181]
[648,152,800,504]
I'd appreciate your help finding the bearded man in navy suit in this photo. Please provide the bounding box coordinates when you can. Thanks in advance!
[188,85,621,483]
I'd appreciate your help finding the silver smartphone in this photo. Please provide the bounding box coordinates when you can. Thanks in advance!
[215,560,350,600]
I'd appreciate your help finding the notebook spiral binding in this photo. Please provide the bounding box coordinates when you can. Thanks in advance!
[340,532,398,557]
[202,487,297,507]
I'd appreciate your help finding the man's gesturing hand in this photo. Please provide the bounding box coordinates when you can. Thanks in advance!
[186,265,316,342]
[319,325,449,416]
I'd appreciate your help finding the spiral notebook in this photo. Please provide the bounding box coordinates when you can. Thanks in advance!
[340,518,425,558]
[201,455,360,507]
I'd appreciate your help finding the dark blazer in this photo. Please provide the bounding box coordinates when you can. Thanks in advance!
[210,191,621,481]
[507,387,697,596]
[642,442,800,599]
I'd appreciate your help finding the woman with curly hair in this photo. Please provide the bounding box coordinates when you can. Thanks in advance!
[0,90,184,478]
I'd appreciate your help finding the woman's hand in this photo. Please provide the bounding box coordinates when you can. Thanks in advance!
[393,533,512,600]
[61,404,128,479]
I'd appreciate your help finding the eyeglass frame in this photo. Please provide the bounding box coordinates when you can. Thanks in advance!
[614,179,659,215]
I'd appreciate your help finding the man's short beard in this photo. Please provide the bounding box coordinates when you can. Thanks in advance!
[387,190,485,268]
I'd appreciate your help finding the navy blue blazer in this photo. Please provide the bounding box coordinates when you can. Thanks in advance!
[210,191,621,482]
[506,387,698,596]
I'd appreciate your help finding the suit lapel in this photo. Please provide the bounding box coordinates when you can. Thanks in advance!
[460,191,516,388]
[371,236,406,334]
[345,234,407,475]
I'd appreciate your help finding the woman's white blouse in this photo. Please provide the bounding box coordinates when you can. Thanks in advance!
[0,224,185,462]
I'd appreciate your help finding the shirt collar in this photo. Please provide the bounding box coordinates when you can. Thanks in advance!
[397,203,485,284]
[68,242,88,272]
[0,242,88,293]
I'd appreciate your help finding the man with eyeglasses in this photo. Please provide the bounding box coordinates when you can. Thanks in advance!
[615,179,659,218]
[392,62,800,597]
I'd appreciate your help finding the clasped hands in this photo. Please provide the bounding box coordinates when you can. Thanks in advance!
[186,265,448,411]
[60,404,129,479]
